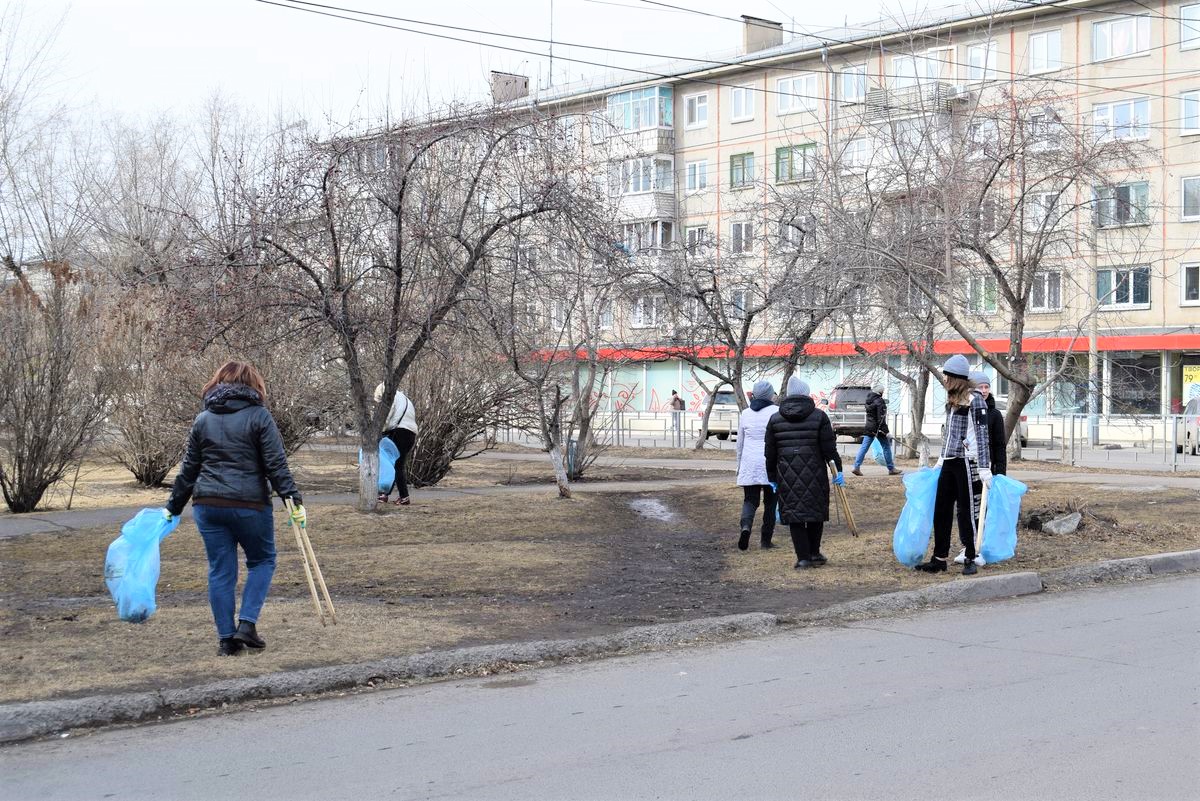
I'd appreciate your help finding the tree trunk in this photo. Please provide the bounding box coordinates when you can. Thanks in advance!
[1005,380,1033,463]
[694,388,719,451]
[357,439,380,512]
[547,442,572,498]
[906,368,931,462]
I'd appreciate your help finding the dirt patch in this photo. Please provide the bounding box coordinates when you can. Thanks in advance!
[0,477,1195,704]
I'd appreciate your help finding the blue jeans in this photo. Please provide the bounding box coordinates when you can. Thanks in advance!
[853,434,895,470]
[193,504,276,639]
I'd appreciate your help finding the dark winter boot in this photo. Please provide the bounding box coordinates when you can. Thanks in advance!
[810,553,828,566]
[963,561,979,576]
[738,529,751,551]
[233,620,266,650]
[914,557,948,573]
[794,559,813,569]
[218,637,244,657]
[760,536,775,549]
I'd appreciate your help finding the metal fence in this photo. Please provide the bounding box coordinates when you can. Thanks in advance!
[494,410,1200,472]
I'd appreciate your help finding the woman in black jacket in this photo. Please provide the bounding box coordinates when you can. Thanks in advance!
[166,361,304,656]
[970,371,1008,475]
[765,377,844,569]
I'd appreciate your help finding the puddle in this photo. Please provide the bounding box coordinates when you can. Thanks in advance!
[628,498,676,522]
[481,677,537,689]
[1093,485,1166,493]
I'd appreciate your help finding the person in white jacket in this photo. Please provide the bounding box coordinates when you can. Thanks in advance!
[736,380,779,551]
[374,383,419,505]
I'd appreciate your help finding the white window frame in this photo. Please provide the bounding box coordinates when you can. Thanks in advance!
[629,294,664,329]
[1181,4,1200,50]
[1181,262,1200,306]
[779,218,815,251]
[1029,270,1063,312]
[968,274,999,314]
[842,137,871,170]
[840,64,867,103]
[1183,90,1200,135]
[966,41,998,82]
[730,221,755,255]
[1028,30,1062,73]
[1183,176,1200,221]
[598,299,614,330]
[684,92,709,129]
[892,48,953,89]
[1096,265,1152,310]
[1093,98,1151,141]
[1094,181,1151,228]
[684,159,708,192]
[731,86,755,122]
[777,73,818,115]
[685,225,709,252]
[728,288,749,320]
[1028,190,1059,230]
[549,299,569,331]
[1092,15,1151,62]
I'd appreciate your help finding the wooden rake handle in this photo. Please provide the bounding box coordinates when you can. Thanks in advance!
[828,461,859,537]
[284,498,336,626]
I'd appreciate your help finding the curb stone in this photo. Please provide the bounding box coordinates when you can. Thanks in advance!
[0,613,776,745]
[790,572,1045,624]
[3,549,1198,745]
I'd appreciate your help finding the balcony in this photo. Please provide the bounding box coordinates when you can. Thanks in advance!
[608,126,676,157]
[616,190,676,222]
[865,82,964,121]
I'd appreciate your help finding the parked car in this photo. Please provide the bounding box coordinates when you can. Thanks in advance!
[992,399,1030,448]
[826,384,871,440]
[1176,397,1200,455]
[703,388,741,440]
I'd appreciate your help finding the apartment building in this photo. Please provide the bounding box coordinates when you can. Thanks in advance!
[502,0,1200,417]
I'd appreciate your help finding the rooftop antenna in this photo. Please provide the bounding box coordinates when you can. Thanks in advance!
[549,0,555,87]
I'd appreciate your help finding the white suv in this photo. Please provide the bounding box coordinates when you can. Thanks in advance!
[1176,397,1200,455]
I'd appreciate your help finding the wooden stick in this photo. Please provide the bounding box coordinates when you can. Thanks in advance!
[300,527,337,624]
[285,499,326,626]
[828,461,859,537]
[974,480,991,558]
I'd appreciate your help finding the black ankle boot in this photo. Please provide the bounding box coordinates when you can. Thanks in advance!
[218,637,244,656]
[810,553,828,566]
[233,619,266,649]
[915,557,948,573]
[738,529,751,551]
[963,561,978,576]
[760,537,775,549]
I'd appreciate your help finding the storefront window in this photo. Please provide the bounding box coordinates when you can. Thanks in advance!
[1109,353,1160,414]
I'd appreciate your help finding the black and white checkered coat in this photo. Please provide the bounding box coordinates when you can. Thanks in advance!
[940,391,992,471]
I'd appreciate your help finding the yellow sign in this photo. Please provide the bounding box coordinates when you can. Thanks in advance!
[1185,365,1200,402]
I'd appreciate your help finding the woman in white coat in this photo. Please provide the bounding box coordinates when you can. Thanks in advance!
[736,380,779,551]
[374,383,419,505]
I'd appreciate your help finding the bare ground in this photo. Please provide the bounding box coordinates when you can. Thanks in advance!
[0,468,1196,704]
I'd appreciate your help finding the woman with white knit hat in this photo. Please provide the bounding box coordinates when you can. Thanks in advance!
[735,379,780,551]
[915,354,992,576]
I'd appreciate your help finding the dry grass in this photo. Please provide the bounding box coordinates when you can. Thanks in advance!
[0,471,1195,704]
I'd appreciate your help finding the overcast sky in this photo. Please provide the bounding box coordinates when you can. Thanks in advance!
[37,0,944,126]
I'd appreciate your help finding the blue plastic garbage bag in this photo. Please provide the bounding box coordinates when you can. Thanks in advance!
[893,466,941,566]
[870,437,887,466]
[359,437,401,493]
[105,508,180,623]
[980,474,1028,564]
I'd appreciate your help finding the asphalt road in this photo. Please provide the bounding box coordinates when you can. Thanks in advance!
[4,576,1198,801]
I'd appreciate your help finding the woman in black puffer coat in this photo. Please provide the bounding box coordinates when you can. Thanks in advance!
[765,377,844,569]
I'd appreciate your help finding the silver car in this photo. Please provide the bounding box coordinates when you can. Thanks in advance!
[1176,397,1200,455]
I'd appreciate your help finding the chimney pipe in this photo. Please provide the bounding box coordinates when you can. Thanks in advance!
[741,15,783,54]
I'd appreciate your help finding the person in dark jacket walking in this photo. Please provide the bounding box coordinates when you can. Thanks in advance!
[916,355,992,577]
[765,377,844,569]
[850,384,902,476]
[166,361,304,656]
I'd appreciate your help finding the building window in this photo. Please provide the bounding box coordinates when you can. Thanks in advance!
[1182,4,1200,50]
[1093,98,1150,141]
[685,160,708,191]
[598,300,614,330]
[549,300,569,331]
[840,64,867,103]
[729,152,756,187]
[1030,271,1062,311]
[1027,110,1062,148]
[1097,266,1151,308]
[616,156,673,195]
[1092,16,1151,61]
[966,41,998,81]
[891,49,951,89]
[968,274,998,314]
[967,118,998,157]
[621,221,672,253]
[684,93,708,129]
[731,86,755,122]
[607,86,672,131]
[779,217,815,251]
[1028,30,1062,73]
[729,288,748,319]
[777,73,818,114]
[1182,263,1200,305]
[775,144,815,182]
[1094,181,1150,227]
[1028,191,1059,229]
[629,295,664,328]
[1184,177,1200,220]
[731,221,755,254]
[685,225,709,252]
[1183,91,1200,134]
[842,137,871,169]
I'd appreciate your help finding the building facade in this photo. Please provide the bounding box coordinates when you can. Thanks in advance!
[506,0,1200,418]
